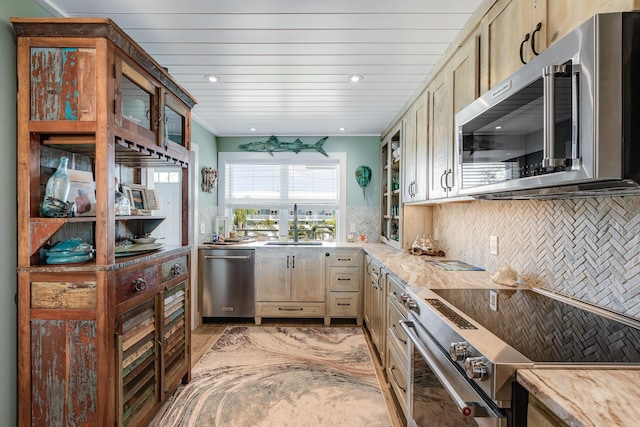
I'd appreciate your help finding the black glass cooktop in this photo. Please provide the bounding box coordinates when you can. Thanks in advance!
[430,288,640,364]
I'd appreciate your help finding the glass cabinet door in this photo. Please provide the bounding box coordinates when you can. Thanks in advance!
[116,59,159,143]
[162,92,189,149]
[121,75,152,130]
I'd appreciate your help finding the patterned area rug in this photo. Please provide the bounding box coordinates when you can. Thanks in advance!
[150,326,391,427]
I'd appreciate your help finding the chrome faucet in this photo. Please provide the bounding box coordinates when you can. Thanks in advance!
[293,203,298,242]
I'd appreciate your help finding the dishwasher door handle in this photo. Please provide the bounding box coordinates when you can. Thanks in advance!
[203,255,252,260]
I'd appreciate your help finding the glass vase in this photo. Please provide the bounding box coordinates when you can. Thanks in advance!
[41,157,71,217]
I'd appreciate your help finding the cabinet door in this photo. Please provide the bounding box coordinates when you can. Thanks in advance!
[256,251,290,301]
[546,0,639,47]
[162,91,190,151]
[290,250,326,302]
[427,72,452,200]
[402,105,417,201]
[116,297,159,427]
[414,94,428,201]
[480,0,546,91]
[162,280,189,396]
[116,58,160,144]
[402,94,428,202]
[363,257,372,326]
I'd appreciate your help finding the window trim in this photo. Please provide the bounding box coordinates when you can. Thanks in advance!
[218,151,347,241]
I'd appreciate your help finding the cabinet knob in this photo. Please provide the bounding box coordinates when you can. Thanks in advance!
[131,278,147,292]
[170,263,183,276]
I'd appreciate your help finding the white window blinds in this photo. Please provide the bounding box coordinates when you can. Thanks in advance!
[224,158,340,208]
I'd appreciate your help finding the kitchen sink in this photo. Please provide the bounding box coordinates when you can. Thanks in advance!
[264,241,323,246]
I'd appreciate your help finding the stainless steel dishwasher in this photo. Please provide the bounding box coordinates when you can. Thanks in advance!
[199,248,255,318]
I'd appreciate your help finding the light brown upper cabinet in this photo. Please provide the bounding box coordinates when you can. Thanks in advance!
[428,33,480,200]
[480,0,547,92]
[402,92,428,202]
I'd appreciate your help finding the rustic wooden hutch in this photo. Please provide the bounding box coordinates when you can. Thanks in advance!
[12,17,197,426]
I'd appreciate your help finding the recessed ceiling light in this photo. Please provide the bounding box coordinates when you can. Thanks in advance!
[348,74,364,82]
[204,74,220,83]
[249,127,257,132]
[339,127,347,131]
[495,125,502,130]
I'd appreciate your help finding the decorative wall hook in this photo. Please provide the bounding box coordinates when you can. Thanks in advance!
[201,167,218,193]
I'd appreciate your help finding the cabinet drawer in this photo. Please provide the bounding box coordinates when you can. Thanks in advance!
[328,267,359,291]
[387,297,408,356]
[256,302,325,317]
[329,292,359,317]
[161,255,188,283]
[386,334,409,416]
[116,264,159,305]
[327,252,360,267]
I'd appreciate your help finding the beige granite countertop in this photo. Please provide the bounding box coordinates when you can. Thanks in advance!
[360,242,509,290]
[517,369,640,426]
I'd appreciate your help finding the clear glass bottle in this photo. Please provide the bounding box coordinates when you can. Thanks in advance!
[114,178,131,216]
[41,157,71,217]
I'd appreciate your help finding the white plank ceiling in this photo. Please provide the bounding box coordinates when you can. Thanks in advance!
[38,0,483,136]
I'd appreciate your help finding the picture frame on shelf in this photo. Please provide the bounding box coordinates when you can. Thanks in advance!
[67,169,96,217]
[122,184,159,215]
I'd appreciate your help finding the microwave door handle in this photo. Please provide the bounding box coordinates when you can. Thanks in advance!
[543,64,568,170]
[571,66,580,163]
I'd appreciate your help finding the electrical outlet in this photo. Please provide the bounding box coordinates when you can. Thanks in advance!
[489,290,498,311]
[489,235,498,255]
[350,223,356,233]
[200,223,206,234]
[433,227,439,241]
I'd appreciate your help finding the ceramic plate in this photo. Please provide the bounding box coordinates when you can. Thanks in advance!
[115,243,164,257]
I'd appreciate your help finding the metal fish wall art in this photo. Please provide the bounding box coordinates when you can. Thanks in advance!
[238,135,329,157]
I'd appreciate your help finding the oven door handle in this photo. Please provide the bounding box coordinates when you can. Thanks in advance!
[400,320,502,419]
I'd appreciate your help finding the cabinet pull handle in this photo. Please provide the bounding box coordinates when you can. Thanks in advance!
[131,278,147,292]
[279,307,304,311]
[292,255,295,268]
[531,22,542,56]
[287,255,289,268]
[390,323,407,344]
[440,170,447,191]
[337,258,351,261]
[389,366,406,393]
[170,263,183,276]
[337,303,351,306]
[337,278,351,281]
[519,32,530,65]
[446,168,453,191]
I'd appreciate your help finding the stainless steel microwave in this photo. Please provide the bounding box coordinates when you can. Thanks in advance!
[455,12,640,199]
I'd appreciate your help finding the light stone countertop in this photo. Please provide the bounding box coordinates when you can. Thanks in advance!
[517,369,640,426]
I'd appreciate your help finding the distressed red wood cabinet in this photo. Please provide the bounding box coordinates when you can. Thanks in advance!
[11,17,196,426]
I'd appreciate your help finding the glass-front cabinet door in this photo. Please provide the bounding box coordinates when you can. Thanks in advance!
[115,59,160,143]
[162,92,190,150]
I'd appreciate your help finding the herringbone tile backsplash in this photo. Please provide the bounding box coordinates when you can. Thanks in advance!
[434,197,640,319]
